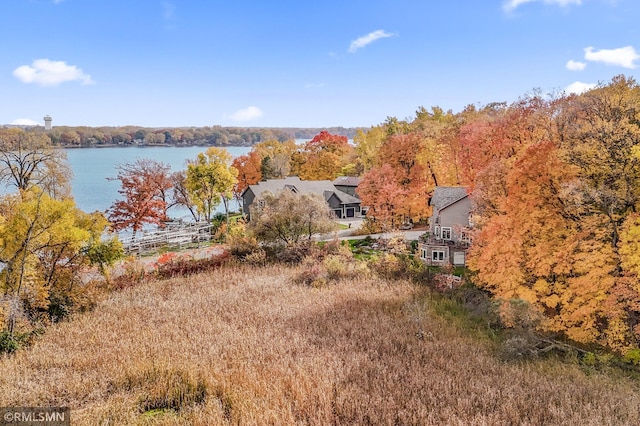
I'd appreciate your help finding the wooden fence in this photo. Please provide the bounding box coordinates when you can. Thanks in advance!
[119,222,216,256]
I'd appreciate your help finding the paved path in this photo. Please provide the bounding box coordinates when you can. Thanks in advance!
[322,218,426,241]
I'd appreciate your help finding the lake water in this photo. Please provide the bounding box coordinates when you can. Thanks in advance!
[65,146,252,218]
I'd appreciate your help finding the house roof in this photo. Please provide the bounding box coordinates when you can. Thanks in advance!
[246,176,361,205]
[332,176,361,187]
[430,186,468,210]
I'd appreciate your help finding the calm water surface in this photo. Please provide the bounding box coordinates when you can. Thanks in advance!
[65,146,252,218]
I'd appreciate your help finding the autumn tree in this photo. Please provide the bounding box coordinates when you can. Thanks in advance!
[185,147,238,223]
[232,151,262,196]
[354,126,386,172]
[0,128,71,198]
[293,131,353,181]
[357,164,407,229]
[467,81,640,351]
[248,190,336,247]
[383,134,433,221]
[252,139,296,179]
[0,187,108,336]
[107,158,173,238]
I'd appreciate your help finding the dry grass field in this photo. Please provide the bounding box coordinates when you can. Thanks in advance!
[1,262,639,425]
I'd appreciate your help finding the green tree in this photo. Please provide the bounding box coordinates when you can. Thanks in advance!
[185,147,238,223]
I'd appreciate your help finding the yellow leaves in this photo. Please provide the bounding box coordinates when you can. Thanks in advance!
[186,147,238,221]
[620,213,640,277]
[0,187,106,332]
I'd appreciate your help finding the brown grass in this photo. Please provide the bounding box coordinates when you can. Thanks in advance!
[0,263,639,425]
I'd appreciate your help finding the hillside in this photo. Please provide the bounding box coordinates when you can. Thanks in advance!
[1,263,639,425]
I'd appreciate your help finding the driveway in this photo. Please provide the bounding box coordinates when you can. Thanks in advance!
[325,219,426,241]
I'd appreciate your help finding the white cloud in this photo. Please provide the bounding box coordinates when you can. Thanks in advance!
[584,46,639,69]
[565,81,597,94]
[11,118,40,126]
[230,106,263,122]
[348,30,395,53]
[566,59,586,71]
[504,0,581,12]
[13,59,94,87]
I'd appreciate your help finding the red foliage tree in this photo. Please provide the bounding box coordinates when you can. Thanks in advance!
[107,158,172,238]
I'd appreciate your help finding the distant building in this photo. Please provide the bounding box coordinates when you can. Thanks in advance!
[332,176,361,198]
[418,186,473,266]
[44,115,52,131]
[241,176,363,220]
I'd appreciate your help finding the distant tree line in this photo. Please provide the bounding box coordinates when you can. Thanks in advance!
[2,125,363,148]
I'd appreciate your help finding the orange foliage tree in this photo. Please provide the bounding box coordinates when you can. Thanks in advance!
[232,151,262,195]
[358,164,407,229]
[107,158,172,238]
[293,131,353,181]
[467,81,640,352]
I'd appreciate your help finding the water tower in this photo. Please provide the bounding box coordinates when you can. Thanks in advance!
[44,115,52,131]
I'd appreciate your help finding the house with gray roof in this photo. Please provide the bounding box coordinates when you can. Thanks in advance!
[419,186,472,266]
[241,176,363,220]
[333,176,361,198]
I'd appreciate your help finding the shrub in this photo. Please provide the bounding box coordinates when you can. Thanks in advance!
[0,330,33,355]
[155,251,230,279]
[111,256,147,290]
[292,257,326,286]
[272,243,313,264]
[370,253,405,280]
[0,331,21,354]
[351,217,381,235]
[499,335,539,360]
[226,225,264,262]
[622,348,640,366]
[499,298,542,330]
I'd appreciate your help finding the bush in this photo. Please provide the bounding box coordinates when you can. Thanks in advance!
[622,348,640,366]
[499,335,539,360]
[226,224,264,262]
[155,251,230,279]
[0,330,32,354]
[370,253,405,280]
[111,256,147,290]
[351,217,381,235]
[271,243,313,264]
[499,298,542,330]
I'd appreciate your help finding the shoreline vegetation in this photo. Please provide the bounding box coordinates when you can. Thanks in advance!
[1,124,363,148]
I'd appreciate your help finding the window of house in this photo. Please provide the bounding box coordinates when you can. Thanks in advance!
[420,249,427,259]
[434,225,441,239]
[461,230,472,245]
[441,227,452,240]
[258,199,266,209]
[432,250,445,262]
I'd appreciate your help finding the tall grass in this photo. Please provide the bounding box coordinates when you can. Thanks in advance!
[0,263,638,425]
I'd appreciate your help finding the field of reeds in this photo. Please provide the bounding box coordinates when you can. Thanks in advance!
[1,259,639,425]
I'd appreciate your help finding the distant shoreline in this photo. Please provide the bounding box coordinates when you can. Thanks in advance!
[61,143,253,149]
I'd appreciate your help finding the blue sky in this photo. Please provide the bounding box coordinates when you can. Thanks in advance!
[1,0,639,128]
